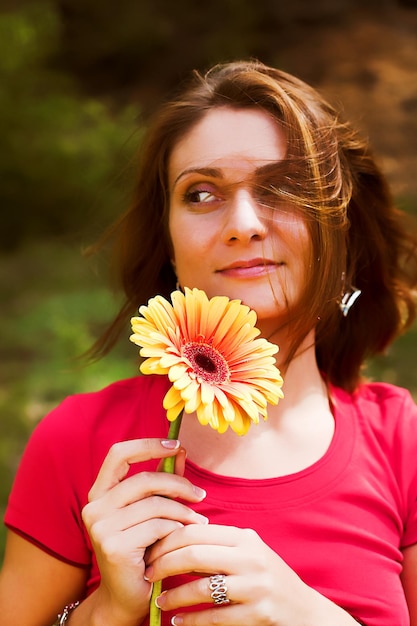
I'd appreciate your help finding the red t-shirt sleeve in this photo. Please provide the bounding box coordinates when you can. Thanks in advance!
[4,376,169,567]
[5,396,95,566]
[397,390,417,548]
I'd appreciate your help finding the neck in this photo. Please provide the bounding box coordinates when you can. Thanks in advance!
[272,331,325,412]
[181,332,334,478]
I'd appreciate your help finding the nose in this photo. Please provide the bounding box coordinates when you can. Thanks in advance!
[221,189,267,244]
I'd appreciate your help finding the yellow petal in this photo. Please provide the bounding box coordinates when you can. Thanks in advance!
[196,402,212,426]
[166,401,185,422]
[229,404,251,436]
[200,381,215,405]
[184,385,201,413]
[212,300,253,347]
[172,371,194,391]
[205,295,231,337]
[140,359,169,375]
[171,290,188,339]
[159,353,183,368]
[163,385,182,410]
[181,378,200,402]
[168,363,189,382]
[218,323,260,358]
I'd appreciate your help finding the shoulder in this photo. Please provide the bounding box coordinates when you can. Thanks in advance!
[353,381,417,426]
[69,374,169,412]
[333,381,417,456]
[355,381,416,404]
[37,375,169,431]
[333,381,416,423]
[27,375,171,466]
[5,375,172,563]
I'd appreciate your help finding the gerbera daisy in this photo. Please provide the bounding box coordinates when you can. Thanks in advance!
[130,287,284,435]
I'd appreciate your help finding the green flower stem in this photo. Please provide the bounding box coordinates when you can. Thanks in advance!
[162,411,184,473]
[149,411,184,626]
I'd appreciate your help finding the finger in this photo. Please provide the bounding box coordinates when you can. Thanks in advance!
[146,544,236,582]
[89,438,182,498]
[114,495,208,530]
[88,470,206,515]
[147,524,247,564]
[174,447,187,476]
[84,494,208,533]
[156,574,238,611]
[170,604,247,626]
[146,527,262,582]
[89,518,186,558]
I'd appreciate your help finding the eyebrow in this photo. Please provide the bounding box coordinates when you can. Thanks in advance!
[173,162,286,188]
[173,167,223,187]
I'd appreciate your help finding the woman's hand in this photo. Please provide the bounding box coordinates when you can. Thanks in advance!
[145,524,360,626]
[81,438,208,625]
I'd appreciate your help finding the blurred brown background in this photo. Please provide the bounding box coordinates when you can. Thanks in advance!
[2,0,417,249]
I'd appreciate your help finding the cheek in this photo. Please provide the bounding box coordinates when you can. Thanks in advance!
[169,223,205,279]
[282,219,313,290]
[168,210,185,264]
[169,210,214,263]
[279,217,312,259]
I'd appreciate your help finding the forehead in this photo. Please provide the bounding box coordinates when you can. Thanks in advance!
[169,107,287,185]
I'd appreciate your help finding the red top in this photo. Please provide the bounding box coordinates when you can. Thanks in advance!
[5,375,417,625]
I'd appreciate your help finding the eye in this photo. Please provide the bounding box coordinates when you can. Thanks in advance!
[182,185,222,206]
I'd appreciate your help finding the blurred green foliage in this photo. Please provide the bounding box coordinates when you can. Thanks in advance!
[0,1,140,251]
[0,240,136,562]
[0,1,141,559]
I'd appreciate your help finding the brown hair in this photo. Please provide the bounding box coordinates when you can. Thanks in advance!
[89,60,417,392]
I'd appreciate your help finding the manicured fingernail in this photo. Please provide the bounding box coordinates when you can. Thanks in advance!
[171,616,183,625]
[144,565,153,580]
[155,591,166,608]
[161,439,180,449]
[193,486,206,499]
[195,513,209,524]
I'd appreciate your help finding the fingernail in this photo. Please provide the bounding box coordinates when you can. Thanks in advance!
[195,513,209,524]
[193,486,206,499]
[155,591,166,608]
[144,565,153,580]
[171,616,183,625]
[161,439,180,449]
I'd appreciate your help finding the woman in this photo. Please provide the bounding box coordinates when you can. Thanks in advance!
[1,60,417,626]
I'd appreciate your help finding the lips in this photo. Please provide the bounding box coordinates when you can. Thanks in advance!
[218,258,280,271]
[216,258,282,279]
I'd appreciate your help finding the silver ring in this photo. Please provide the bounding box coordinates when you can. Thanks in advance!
[209,574,230,605]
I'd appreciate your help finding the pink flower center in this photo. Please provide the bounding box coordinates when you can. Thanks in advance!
[183,342,230,384]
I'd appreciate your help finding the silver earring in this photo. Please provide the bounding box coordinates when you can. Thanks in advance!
[340,288,362,316]
[339,272,361,317]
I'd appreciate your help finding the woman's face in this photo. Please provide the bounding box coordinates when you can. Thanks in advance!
[168,107,311,334]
